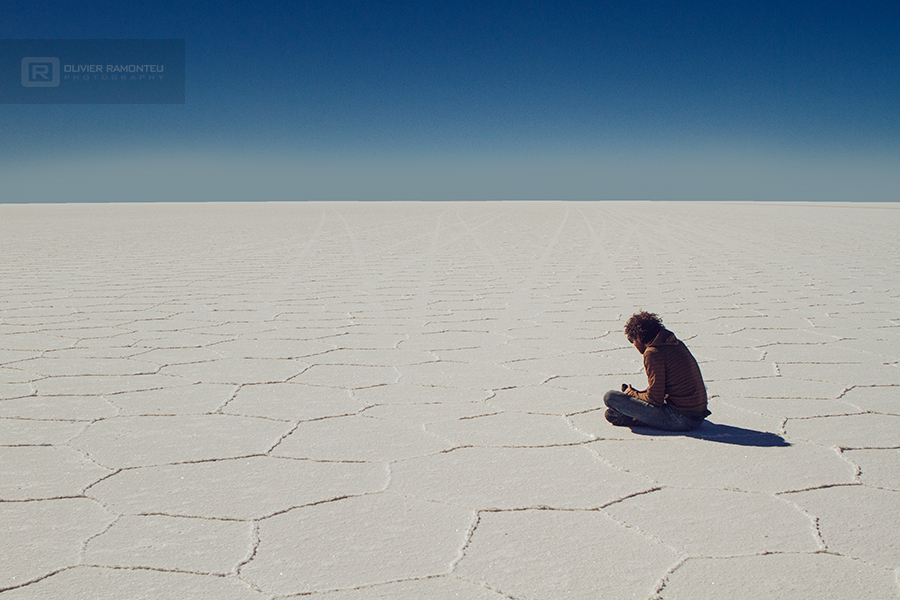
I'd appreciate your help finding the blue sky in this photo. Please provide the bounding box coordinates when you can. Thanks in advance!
[1,0,898,201]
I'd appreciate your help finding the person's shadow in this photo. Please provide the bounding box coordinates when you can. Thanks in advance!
[630,421,790,447]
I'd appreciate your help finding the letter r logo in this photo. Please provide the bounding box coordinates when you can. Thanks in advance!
[22,57,60,87]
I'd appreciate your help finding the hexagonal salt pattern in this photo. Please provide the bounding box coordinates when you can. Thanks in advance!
[426,411,592,447]
[83,515,254,574]
[839,385,900,414]
[108,383,237,415]
[589,437,857,494]
[223,382,365,420]
[657,553,898,599]
[455,509,679,600]
[0,446,111,500]
[87,456,387,520]
[0,567,268,600]
[71,414,294,468]
[389,445,654,510]
[602,488,821,556]
[843,448,900,490]
[272,415,453,461]
[2,201,899,599]
[781,485,900,569]
[241,494,474,595]
[1,499,114,588]
[0,418,85,445]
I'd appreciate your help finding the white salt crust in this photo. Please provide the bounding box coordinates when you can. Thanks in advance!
[1,201,898,599]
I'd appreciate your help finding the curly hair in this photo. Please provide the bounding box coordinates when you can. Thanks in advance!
[624,311,663,344]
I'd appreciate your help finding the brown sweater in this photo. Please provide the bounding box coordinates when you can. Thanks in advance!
[627,328,710,418]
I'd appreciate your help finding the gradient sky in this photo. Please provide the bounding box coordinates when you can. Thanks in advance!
[1,0,898,201]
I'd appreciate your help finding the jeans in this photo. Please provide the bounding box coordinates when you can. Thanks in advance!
[603,390,704,432]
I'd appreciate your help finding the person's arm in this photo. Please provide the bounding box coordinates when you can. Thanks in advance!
[626,350,666,406]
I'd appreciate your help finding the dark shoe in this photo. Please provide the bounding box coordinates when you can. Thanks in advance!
[605,409,640,427]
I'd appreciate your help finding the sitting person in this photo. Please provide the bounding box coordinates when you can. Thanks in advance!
[604,311,710,430]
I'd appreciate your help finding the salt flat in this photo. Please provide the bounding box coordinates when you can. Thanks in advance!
[1,201,898,599]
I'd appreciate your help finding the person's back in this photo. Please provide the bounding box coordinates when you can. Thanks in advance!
[640,328,708,418]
